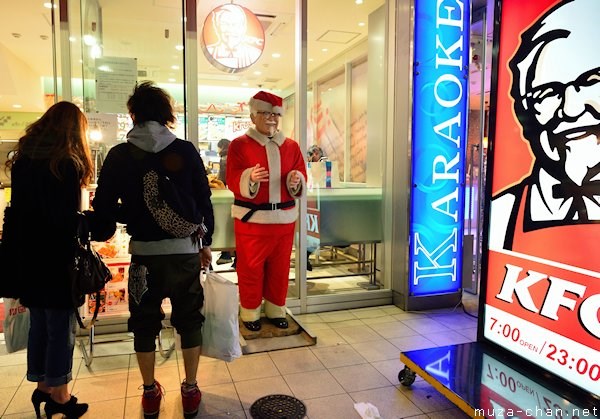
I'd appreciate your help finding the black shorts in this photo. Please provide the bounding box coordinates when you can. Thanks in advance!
[128,253,203,352]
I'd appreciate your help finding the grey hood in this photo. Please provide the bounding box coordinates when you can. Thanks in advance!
[127,121,176,153]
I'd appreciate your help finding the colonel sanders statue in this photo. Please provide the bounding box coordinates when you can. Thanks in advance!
[226,91,307,331]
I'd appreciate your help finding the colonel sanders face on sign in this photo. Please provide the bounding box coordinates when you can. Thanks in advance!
[509,0,600,186]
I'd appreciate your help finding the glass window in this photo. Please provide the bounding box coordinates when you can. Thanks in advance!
[0,2,56,188]
[305,0,386,295]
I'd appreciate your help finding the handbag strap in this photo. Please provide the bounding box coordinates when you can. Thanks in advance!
[74,291,101,329]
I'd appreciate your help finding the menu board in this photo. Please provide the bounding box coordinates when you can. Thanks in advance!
[482,0,600,398]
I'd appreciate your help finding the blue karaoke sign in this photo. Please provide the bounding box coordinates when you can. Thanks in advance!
[409,0,469,296]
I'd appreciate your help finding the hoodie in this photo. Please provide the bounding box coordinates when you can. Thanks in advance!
[92,122,214,255]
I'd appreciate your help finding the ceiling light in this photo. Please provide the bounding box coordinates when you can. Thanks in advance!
[171,65,180,70]
[12,104,22,109]
[253,71,262,75]
[43,2,57,8]
[355,0,364,4]
[175,45,184,51]
[271,53,281,58]
[168,78,176,82]
[69,36,76,42]
[358,22,366,27]
[321,48,329,53]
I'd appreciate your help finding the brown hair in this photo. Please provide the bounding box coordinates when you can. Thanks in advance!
[6,101,94,187]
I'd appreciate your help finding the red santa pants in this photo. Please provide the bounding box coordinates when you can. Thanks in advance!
[235,229,294,310]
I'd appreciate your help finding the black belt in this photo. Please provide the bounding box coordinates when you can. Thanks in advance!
[234,199,296,222]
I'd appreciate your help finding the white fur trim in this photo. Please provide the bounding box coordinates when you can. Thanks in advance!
[232,204,298,224]
[240,167,258,199]
[247,127,285,146]
[264,300,286,319]
[240,305,262,322]
[266,142,281,202]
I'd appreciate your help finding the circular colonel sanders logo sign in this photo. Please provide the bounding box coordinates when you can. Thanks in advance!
[201,4,265,73]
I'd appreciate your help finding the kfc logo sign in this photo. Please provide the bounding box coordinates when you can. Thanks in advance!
[200,4,264,73]
[498,264,600,339]
[483,0,600,398]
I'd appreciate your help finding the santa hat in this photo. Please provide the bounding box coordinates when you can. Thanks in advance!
[249,91,284,115]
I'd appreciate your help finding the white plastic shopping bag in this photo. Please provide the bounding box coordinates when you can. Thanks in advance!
[200,270,242,362]
[3,298,30,353]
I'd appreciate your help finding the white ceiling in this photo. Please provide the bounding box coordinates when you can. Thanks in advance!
[0,0,491,112]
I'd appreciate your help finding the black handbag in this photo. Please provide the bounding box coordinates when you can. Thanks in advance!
[70,212,112,328]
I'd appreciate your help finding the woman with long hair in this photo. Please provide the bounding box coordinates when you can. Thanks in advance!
[6,101,93,418]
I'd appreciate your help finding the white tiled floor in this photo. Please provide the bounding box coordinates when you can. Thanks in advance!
[0,295,479,418]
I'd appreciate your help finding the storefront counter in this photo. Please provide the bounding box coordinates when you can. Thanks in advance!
[210,187,383,249]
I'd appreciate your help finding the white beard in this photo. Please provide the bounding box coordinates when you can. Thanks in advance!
[564,134,600,184]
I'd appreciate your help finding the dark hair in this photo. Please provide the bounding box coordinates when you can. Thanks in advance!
[6,101,93,186]
[127,81,176,128]
[217,138,230,151]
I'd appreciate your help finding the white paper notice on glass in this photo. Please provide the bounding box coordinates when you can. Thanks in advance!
[95,57,138,113]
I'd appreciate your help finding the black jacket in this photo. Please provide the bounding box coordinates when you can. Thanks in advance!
[92,138,214,247]
[5,157,80,308]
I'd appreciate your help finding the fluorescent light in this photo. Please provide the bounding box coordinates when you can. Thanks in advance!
[83,35,96,46]
[171,65,180,70]
[90,45,102,59]
[12,104,22,109]
[271,53,281,58]
[175,45,184,51]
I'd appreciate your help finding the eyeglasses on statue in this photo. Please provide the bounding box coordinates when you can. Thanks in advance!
[255,111,281,118]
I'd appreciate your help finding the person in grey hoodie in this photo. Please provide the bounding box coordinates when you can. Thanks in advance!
[91,81,213,419]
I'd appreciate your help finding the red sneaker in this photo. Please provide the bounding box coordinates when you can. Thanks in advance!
[142,381,164,419]
[181,381,202,418]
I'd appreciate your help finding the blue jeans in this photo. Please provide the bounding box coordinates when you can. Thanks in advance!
[27,307,76,386]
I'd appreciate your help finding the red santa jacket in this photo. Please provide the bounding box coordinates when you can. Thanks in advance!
[226,127,307,235]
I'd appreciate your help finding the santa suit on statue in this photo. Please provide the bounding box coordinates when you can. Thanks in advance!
[226,91,307,331]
